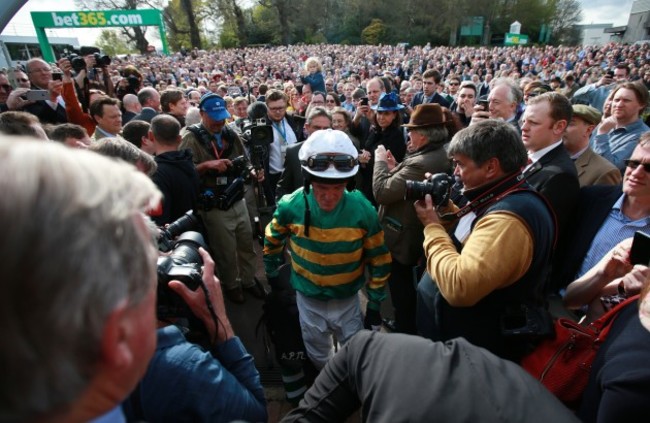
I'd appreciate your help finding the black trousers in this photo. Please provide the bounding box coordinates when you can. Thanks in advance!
[387,260,418,334]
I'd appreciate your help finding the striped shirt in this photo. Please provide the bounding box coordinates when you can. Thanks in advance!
[577,194,650,278]
[263,188,390,306]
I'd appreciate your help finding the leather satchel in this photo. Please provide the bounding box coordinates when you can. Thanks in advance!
[520,294,640,407]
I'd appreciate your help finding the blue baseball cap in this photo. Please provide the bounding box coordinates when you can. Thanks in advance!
[199,93,231,121]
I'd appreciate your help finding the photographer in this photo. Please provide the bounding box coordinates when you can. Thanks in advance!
[414,120,555,362]
[123,248,267,422]
[1,139,160,422]
[57,57,107,135]
[372,104,455,334]
[180,93,265,304]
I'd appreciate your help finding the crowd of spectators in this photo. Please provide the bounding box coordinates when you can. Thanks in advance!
[3,39,650,423]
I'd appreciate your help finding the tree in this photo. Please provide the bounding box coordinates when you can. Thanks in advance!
[75,0,159,53]
[258,0,298,44]
[548,0,582,45]
[163,0,207,50]
[96,29,138,55]
[361,19,387,45]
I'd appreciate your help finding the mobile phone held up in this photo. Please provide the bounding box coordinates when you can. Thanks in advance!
[24,90,49,101]
[630,231,650,266]
[360,97,369,106]
[478,95,489,111]
[52,72,63,81]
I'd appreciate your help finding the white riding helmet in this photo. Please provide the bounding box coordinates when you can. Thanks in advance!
[298,129,359,180]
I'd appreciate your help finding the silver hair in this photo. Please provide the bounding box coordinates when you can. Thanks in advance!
[0,139,161,421]
[414,125,449,148]
[90,137,157,176]
[185,106,202,126]
[492,77,523,104]
[306,106,331,124]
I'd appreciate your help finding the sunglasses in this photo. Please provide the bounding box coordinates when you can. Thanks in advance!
[302,154,358,172]
[0,84,12,92]
[16,78,29,83]
[624,159,650,172]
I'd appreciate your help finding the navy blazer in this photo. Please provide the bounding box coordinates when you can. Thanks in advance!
[524,143,580,243]
[131,107,159,123]
[552,185,621,289]
[410,92,450,109]
[23,100,67,125]
[275,141,304,201]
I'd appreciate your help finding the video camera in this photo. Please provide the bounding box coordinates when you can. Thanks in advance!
[404,173,454,206]
[241,117,274,152]
[239,102,273,172]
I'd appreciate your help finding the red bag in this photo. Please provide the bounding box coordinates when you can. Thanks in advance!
[521,295,640,406]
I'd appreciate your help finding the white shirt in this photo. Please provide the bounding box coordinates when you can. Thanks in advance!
[269,117,297,174]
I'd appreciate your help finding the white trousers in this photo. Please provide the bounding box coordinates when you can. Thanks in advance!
[296,292,364,369]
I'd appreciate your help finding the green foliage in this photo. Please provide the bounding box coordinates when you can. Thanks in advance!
[96,29,137,56]
[248,4,281,45]
[219,23,241,48]
[362,19,387,45]
[206,0,583,47]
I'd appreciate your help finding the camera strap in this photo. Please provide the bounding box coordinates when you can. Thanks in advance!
[439,171,527,222]
[187,124,233,161]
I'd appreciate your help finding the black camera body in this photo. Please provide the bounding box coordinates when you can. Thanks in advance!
[93,52,111,68]
[63,53,87,73]
[198,156,252,211]
[230,155,254,177]
[156,231,207,319]
[219,155,252,210]
[500,304,554,338]
[158,210,202,252]
[404,173,454,205]
[62,47,111,73]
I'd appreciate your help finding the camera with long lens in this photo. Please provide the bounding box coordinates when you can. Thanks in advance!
[230,155,254,177]
[404,173,454,206]
[221,155,253,210]
[62,53,87,73]
[156,231,207,319]
[198,155,254,211]
[92,52,111,68]
[158,210,202,252]
[78,46,110,68]
[126,75,140,91]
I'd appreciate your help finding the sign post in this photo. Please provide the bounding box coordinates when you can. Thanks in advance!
[504,33,529,46]
[30,9,169,62]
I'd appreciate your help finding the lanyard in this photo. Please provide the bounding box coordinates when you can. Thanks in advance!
[273,120,287,144]
[210,133,224,159]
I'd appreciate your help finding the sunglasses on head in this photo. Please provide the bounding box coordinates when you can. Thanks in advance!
[302,154,357,172]
[624,159,650,172]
